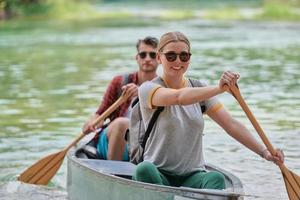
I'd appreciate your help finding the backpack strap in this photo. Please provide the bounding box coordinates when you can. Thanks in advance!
[141,106,164,149]
[117,73,130,98]
[188,78,207,113]
[138,106,164,163]
[124,96,140,142]
[125,97,164,142]
[131,97,139,108]
[132,96,164,163]
[136,78,205,162]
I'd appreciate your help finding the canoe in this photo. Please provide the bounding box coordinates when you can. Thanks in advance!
[67,148,244,200]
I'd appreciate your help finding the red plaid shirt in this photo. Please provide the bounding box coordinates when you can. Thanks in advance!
[95,72,139,121]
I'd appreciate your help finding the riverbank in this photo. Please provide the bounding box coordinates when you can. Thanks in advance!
[1,0,300,24]
[2,8,300,33]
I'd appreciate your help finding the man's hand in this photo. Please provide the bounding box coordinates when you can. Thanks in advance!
[122,83,138,100]
[82,114,104,135]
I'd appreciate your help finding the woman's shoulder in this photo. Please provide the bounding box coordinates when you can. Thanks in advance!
[140,81,161,93]
[186,78,208,87]
[140,77,165,88]
[151,76,165,85]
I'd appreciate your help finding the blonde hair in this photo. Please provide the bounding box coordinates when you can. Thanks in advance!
[158,32,190,52]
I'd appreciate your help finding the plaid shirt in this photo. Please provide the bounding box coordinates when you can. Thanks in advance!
[95,72,139,121]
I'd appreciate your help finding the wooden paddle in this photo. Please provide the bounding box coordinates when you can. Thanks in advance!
[228,84,300,200]
[18,91,130,185]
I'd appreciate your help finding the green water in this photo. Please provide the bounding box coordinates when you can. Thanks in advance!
[0,18,300,199]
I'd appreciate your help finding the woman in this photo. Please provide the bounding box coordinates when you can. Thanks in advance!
[133,31,284,190]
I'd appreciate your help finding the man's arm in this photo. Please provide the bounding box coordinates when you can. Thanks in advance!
[82,113,102,134]
[96,76,123,116]
[82,76,122,135]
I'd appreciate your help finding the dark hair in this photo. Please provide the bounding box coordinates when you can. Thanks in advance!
[136,36,159,51]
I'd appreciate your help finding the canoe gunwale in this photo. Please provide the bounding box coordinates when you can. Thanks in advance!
[67,147,244,200]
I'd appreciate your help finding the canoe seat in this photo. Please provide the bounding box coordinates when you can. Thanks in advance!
[78,159,136,179]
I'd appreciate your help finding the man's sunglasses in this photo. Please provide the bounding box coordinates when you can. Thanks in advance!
[162,51,192,62]
[138,51,157,59]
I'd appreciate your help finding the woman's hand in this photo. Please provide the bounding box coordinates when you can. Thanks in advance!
[219,71,240,90]
[261,148,285,165]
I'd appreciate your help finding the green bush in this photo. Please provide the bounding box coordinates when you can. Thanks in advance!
[0,0,97,19]
[20,2,51,16]
[259,2,300,20]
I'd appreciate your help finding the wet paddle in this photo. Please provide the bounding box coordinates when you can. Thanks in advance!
[228,84,300,200]
[18,91,130,185]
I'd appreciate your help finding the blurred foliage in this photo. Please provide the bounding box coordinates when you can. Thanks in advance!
[0,0,50,18]
[0,0,300,21]
[159,10,196,20]
[264,0,300,6]
[203,8,243,20]
[0,0,97,19]
[98,0,263,9]
[0,17,158,32]
[257,0,300,20]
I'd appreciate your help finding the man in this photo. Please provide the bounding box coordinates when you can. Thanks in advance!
[82,36,159,161]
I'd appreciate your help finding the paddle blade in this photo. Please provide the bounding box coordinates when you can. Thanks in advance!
[282,170,300,200]
[18,150,66,185]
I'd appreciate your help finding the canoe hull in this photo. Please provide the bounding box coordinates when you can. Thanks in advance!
[67,148,244,200]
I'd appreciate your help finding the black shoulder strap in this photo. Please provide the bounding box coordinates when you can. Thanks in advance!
[131,97,139,108]
[188,78,207,113]
[117,73,130,98]
[141,106,164,149]
[138,105,164,163]
[130,97,164,149]
[140,78,204,150]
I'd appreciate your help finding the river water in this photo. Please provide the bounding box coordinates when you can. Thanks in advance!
[0,18,299,200]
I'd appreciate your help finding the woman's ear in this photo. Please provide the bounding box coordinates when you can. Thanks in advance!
[156,53,162,64]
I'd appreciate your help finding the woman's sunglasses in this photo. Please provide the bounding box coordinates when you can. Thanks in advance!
[162,51,192,62]
[138,51,157,59]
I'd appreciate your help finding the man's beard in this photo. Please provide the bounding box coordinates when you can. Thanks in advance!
[141,65,156,73]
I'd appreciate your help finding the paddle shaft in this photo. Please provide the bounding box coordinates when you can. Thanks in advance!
[64,94,128,152]
[229,85,300,199]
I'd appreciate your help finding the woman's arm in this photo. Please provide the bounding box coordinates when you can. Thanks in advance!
[208,107,266,155]
[152,86,222,107]
[151,71,239,107]
[208,107,284,164]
